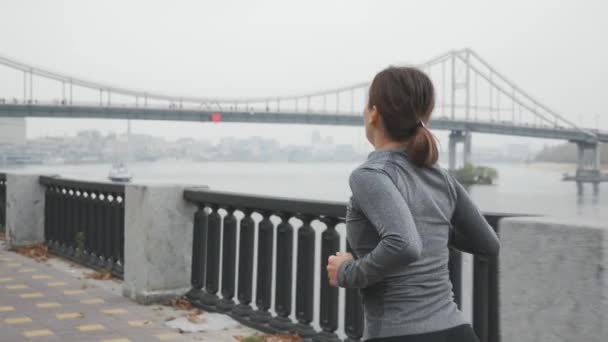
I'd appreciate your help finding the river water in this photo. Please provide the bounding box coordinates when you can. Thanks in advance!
[4,160,606,222]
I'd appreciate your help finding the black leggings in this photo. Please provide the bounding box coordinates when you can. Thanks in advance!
[366,324,480,342]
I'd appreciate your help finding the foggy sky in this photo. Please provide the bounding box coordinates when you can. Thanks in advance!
[1,0,606,150]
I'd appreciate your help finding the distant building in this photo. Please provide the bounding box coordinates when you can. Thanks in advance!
[311,129,321,145]
[0,118,26,144]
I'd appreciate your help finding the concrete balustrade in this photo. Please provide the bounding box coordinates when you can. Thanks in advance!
[4,173,46,249]
[499,216,607,342]
[122,183,206,304]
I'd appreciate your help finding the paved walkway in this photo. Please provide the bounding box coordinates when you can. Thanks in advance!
[0,240,255,342]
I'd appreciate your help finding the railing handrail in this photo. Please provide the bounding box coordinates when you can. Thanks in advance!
[184,188,526,222]
[184,188,347,218]
[39,175,125,194]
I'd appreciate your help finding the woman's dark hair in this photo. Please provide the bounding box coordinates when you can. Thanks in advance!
[368,66,438,167]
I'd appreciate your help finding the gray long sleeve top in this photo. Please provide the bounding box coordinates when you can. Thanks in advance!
[338,146,500,340]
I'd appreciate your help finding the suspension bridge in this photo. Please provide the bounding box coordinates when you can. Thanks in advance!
[0,48,606,193]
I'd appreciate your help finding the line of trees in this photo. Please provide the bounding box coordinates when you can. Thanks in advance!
[535,143,607,165]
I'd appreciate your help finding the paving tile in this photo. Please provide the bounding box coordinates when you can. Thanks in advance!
[81,298,106,305]
[77,323,107,332]
[22,328,55,338]
[3,315,33,324]
[20,292,45,298]
[47,281,68,287]
[32,274,52,280]
[55,312,85,320]
[36,302,62,308]
[63,289,85,295]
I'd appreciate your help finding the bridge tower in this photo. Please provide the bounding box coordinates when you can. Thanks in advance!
[448,130,472,171]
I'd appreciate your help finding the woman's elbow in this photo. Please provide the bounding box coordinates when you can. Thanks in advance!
[395,239,422,264]
[488,237,500,256]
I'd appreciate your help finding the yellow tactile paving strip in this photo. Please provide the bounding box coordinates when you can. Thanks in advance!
[0,245,248,341]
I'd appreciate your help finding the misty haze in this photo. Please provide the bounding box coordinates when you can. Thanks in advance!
[0,1,607,342]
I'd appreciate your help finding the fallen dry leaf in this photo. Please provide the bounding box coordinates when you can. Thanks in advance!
[84,270,113,280]
[166,297,194,311]
[15,243,51,262]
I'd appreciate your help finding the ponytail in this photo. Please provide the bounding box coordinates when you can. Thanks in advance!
[406,123,439,167]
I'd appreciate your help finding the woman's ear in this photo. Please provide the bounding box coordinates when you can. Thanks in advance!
[369,105,380,126]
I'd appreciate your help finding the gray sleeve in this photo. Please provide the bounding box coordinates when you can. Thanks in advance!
[338,167,423,289]
[449,177,500,256]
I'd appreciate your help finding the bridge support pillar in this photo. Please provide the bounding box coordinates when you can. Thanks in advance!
[464,132,472,166]
[593,182,600,196]
[573,142,602,196]
[448,130,472,171]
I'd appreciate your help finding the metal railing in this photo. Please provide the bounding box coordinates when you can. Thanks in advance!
[39,176,125,277]
[184,189,503,342]
[0,173,6,233]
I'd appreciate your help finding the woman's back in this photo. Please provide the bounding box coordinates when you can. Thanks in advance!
[340,147,499,340]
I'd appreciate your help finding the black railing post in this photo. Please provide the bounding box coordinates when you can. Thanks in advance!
[117,198,125,273]
[59,187,68,255]
[314,217,341,342]
[449,248,462,309]
[74,190,84,262]
[67,189,76,257]
[487,222,501,342]
[270,213,295,332]
[200,205,221,308]
[294,215,316,337]
[51,186,61,253]
[94,192,106,268]
[0,175,5,233]
[232,209,255,320]
[102,193,114,269]
[252,210,274,325]
[87,191,99,267]
[110,193,122,276]
[217,207,237,312]
[44,186,55,249]
[344,243,363,342]
[473,255,490,342]
[186,205,208,306]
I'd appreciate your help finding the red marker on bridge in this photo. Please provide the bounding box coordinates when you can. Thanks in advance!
[211,112,222,123]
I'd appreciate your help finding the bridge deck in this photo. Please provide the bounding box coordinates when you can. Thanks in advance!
[1,104,607,143]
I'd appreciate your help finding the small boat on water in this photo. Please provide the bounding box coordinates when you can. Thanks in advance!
[108,162,132,182]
